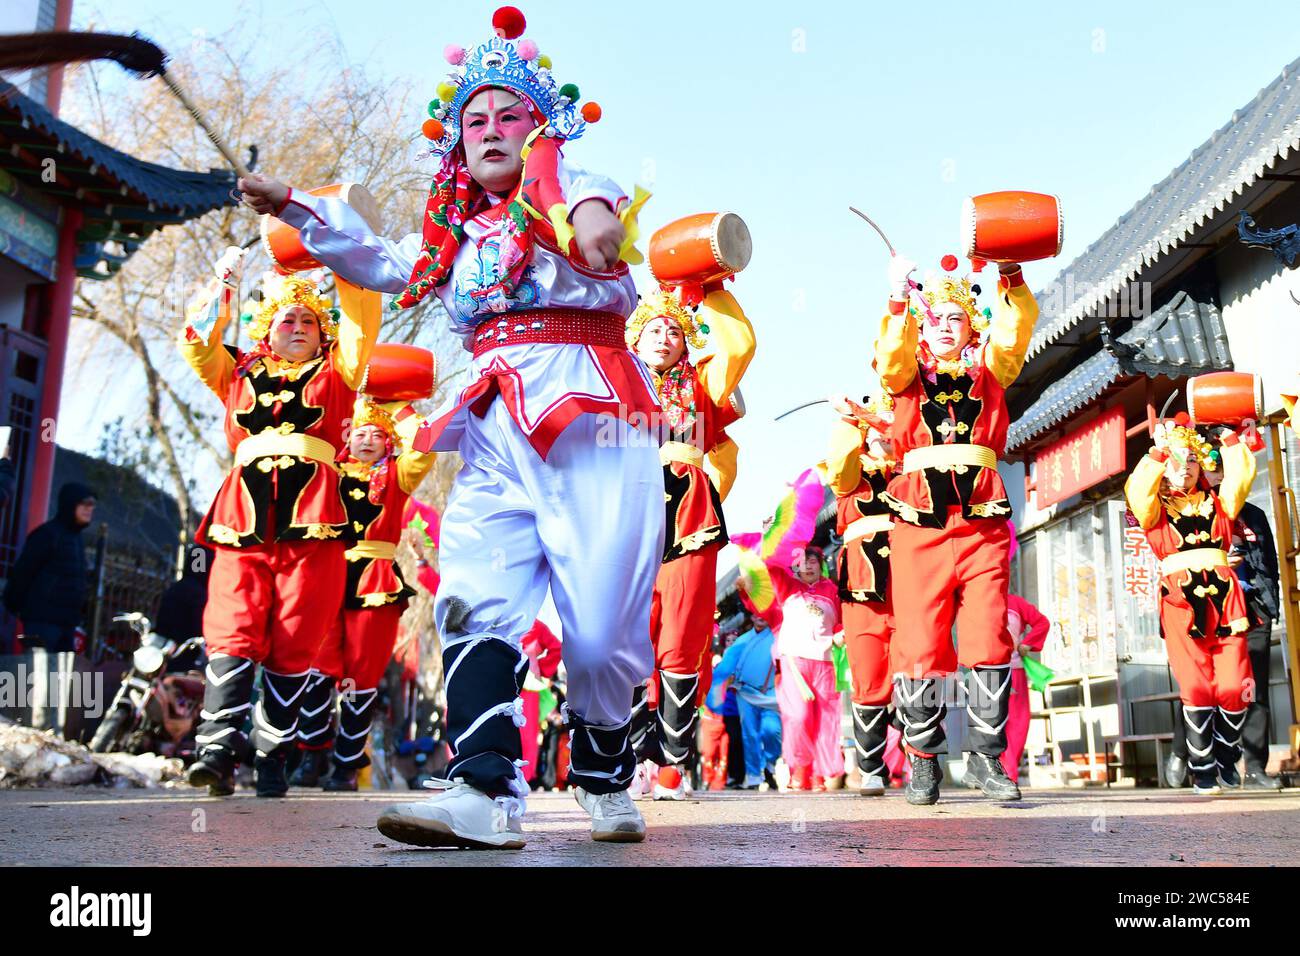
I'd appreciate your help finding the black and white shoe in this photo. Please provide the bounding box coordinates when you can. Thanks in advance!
[962,752,1021,800]
[1242,769,1283,791]
[905,754,943,806]
[186,748,236,797]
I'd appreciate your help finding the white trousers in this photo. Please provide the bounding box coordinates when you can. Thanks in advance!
[435,398,663,728]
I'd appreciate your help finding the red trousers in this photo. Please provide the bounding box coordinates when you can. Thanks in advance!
[204,540,345,673]
[312,603,405,690]
[697,707,729,790]
[889,512,1012,678]
[842,597,893,706]
[1162,618,1253,709]
[648,546,717,692]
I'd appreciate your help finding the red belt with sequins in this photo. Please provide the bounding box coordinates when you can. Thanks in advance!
[470,308,626,359]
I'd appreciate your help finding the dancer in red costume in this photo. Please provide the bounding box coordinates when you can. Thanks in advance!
[825,394,896,795]
[290,397,438,790]
[875,253,1037,805]
[626,285,754,800]
[180,249,379,797]
[1001,592,1050,783]
[1124,418,1256,794]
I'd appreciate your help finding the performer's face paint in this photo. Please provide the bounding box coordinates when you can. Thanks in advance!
[349,424,389,464]
[635,315,686,373]
[794,549,822,585]
[1163,451,1201,493]
[270,305,322,363]
[920,302,971,360]
[462,88,538,194]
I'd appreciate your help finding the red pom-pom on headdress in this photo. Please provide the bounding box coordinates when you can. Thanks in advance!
[1174,412,1191,426]
[940,254,959,272]
[493,6,527,39]
[581,101,602,123]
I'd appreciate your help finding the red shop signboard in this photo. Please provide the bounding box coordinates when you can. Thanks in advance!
[1033,407,1127,508]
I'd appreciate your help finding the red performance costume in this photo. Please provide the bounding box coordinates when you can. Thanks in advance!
[825,397,896,792]
[180,254,378,796]
[292,397,437,789]
[626,287,754,795]
[875,260,1036,803]
[1124,421,1255,790]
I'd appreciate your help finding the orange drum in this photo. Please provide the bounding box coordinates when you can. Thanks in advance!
[961,191,1063,265]
[648,212,752,291]
[363,343,436,402]
[260,183,383,275]
[1187,372,1263,427]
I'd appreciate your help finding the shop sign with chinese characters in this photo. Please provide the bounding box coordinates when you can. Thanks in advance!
[1033,408,1127,508]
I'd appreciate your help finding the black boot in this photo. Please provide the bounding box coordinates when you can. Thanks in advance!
[1164,751,1189,788]
[656,669,700,768]
[294,670,337,754]
[323,763,359,792]
[905,753,943,806]
[190,653,255,796]
[255,752,289,798]
[962,751,1022,800]
[1183,705,1220,794]
[289,748,329,788]
[186,748,236,797]
[851,703,889,794]
[251,669,311,758]
[1213,706,1247,788]
[893,676,947,755]
[965,665,1013,756]
[629,680,663,763]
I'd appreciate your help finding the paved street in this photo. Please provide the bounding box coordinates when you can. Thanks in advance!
[2,785,1297,866]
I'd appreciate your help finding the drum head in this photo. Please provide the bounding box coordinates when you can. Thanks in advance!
[714,212,752,274]
[338,183,384,234]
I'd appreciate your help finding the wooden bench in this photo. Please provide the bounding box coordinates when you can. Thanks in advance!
[1115,732,1176,786]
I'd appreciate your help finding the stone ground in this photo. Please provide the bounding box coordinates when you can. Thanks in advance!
[2,784,1297,866]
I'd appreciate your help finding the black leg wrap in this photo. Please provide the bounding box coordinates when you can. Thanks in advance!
[852,703,890,777]
[1213,706,1247,774]
[1183,705,1217,774]
[252,669,311,758]
[195,654,255,764]
[656,670,700,766]
[965,665,1012,756]
[567,709,636,795]
[442,635,527,795]
[333,688,378,769]
[893,675,947,755]
[295,670,336,750]
[629,681,662,762]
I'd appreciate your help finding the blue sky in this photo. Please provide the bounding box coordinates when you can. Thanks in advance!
[64,0,1300,561]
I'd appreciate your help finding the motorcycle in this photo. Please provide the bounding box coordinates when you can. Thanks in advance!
[88,612,207,760]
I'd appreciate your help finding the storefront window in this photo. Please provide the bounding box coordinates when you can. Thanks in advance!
[1036,502,1119,676]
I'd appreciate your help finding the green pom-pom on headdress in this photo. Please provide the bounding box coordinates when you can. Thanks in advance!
[559,83,580,102]
[427,99,440,118]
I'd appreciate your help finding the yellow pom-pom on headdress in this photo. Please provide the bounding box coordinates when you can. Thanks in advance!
[246,272,338,343]
[625,288,708,351]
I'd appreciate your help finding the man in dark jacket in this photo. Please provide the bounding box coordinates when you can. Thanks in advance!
[2,481,97,733]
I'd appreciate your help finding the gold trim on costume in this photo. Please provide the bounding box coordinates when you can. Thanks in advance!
[844,513,893,543]
[346,540,397,562]
[235,430,338,469]
[1160,548,1230,576]
[902,443,997,474]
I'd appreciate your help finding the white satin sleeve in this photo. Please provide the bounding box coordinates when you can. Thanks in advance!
[276,188,422,294]
[559,159,627,215]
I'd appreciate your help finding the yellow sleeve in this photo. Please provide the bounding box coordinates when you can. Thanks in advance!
[984,281,1039,389]
[694,289,755,407]
[875,304,917,395]
[705,434,739,502]
[332,277,381,390]
[1217,438,1256,520]
[1124,452,1167,531]
[826,419,865,497]
[176,276,236,400]
[396,448,437,495]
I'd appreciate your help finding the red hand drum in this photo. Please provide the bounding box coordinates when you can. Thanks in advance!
[362,343,436,402]
[649,212,752,289]
[960,191,1063,265]
[260,183,383,275]
[1187,372,1262,427]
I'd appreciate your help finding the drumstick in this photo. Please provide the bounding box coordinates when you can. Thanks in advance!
[774,399,829,422]
[157,70,251,179]
[848,206,936,324]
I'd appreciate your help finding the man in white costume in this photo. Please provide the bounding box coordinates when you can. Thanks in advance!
[240,5,663,848]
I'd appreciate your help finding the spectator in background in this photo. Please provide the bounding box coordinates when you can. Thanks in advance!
[1001,593,1051,783]
[710,614,782,790]
[0,428,15,509]
[2,481,97,735]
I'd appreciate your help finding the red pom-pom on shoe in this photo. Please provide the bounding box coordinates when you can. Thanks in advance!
[493,6,527,39]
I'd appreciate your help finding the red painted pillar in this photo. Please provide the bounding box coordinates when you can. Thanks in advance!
[26,205,83,532]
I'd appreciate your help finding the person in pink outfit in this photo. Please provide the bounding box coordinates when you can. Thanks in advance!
[758,546,844,790]
[519,620,563,787]
[1001,593,1050,783]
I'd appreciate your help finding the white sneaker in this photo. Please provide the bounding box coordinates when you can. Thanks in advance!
[629,760,656,801]
[653,767,688,801]
[376,777,526,850]
[574,786,646,842]
[859,772,887,796]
